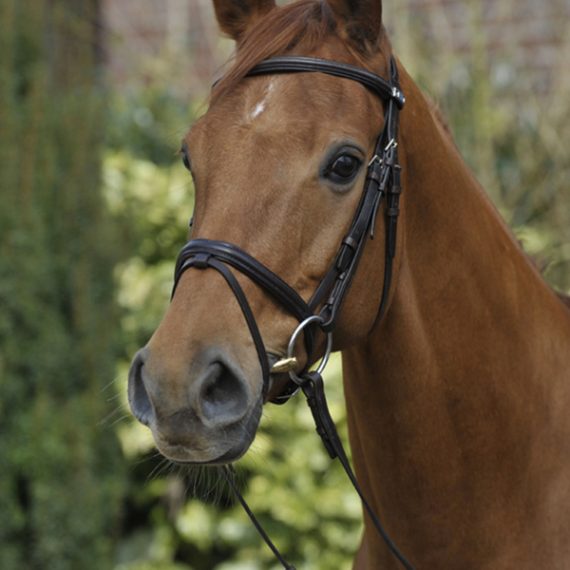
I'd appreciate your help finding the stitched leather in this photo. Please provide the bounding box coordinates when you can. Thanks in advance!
[248,56,405,108]
[174,239,312,323]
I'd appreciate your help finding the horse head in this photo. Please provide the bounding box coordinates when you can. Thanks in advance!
[128,0,398,465]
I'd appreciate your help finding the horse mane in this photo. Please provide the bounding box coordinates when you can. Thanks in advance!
[212,0,359,103]
[428,98,453,137]
[524,250,570,309]
[426,98,570,310]
[559,292,570,309]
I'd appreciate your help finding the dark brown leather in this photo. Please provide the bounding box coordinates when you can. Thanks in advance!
[171,55,412,570]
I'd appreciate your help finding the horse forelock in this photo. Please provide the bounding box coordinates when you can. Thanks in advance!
[211,0,375,104]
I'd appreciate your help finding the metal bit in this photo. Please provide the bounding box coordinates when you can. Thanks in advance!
[270,357,298,374]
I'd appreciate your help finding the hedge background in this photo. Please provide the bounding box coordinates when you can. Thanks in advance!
[0,2,125,569]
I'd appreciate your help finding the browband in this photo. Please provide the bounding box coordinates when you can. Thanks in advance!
[247,56,406,108]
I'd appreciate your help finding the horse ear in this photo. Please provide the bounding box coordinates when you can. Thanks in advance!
[326,0,382,52]
[213,0,276,41]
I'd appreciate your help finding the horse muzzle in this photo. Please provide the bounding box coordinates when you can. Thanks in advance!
[127,346,262,464]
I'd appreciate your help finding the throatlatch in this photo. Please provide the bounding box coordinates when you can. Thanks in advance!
[173,56,413,570]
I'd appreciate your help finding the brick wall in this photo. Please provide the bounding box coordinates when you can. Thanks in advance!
[102,0,569,93]
[386,0,570,89]
[102,0,224,96]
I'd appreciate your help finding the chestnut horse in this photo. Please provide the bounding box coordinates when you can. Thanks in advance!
[128,0,570,567]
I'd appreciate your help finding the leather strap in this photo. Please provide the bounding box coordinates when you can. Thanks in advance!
[224,465,296,570]
[175,239,312,323]
[175,254,272,398]
[224,372,416,570]
[248,56,406,108]
[174,239,316,377]
[172,55,412,569]
[301,372,414,569]
[308,57,403,329]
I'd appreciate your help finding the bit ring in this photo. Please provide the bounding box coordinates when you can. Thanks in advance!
[286,315,333,385]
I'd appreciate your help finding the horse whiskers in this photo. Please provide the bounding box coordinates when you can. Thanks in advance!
[181,464,225,504]
[108,413,130,428]
[105,392,122,403]
[146,457,173,482]
[97,405,129,428]
[133,450,163,467]
[100,375,122,394]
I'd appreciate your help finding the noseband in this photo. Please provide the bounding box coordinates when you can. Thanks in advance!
[172,56,413,569]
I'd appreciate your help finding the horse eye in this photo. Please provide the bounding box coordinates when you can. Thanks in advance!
[180,147,192,172]
[326,154,362,184]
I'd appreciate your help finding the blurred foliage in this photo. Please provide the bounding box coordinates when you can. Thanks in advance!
[104,152,192,354]
[0,1,125,569]
[105,88,196,167]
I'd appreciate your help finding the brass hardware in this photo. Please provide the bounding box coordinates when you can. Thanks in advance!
[270,357,298,374]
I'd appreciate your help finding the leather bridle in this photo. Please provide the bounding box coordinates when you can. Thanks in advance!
[172,56,414,569]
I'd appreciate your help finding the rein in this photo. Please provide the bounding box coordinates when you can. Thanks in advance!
[173,55,413,569]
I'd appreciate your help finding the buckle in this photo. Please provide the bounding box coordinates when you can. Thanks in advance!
[193,252,211,269]
[391,87,406,109]
[384,138,398,152]
[368,154,382,167]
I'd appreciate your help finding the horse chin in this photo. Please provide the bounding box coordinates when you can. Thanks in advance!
[152,399,263,466]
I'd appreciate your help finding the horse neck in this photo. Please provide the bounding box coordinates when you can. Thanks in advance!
[342,63,570,567]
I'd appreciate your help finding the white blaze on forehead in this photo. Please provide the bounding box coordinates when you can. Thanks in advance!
[247,79,277,122]
[251,100,266,120]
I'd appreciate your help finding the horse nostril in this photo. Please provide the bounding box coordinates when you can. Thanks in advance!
[198,361,248,425]
[128,349,154,426]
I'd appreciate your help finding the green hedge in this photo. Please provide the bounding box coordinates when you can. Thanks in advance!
[0,1,125,568]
